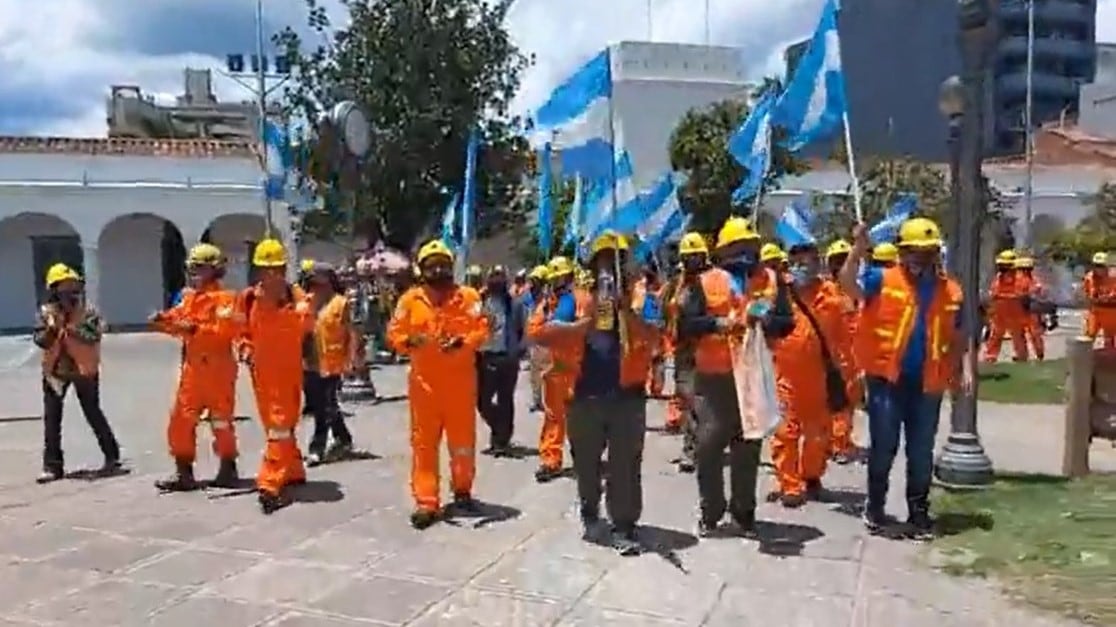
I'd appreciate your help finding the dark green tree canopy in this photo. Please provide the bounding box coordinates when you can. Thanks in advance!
[276,0,532,250]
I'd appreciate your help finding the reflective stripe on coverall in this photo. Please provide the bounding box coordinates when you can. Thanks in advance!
[525,289,589,471]
[387,285,489,513]
[983,270,1028,362]
[1084,270,1116,349]
[152,283,239,462]
[236,286,314,495]
[829,286,860,457]
[771,280,844,497]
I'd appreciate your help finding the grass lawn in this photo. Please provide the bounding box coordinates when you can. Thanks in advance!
[977,358,1066,404]
[929,473,1116,624]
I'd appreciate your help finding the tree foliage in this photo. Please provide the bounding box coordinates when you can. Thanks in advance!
[668,90,810,234]
[276,0,532,249]
[1047,182,1116,264]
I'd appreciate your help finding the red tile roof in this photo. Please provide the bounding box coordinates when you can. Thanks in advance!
[984,123,1116,169]
[0,136,258,158]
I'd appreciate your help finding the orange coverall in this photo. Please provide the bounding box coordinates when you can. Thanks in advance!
[1018,272,1046,360]
[771,279,845,498]
[1084,270,1116,349]
[236,285,314,496]
[152,283,239,462]
[663,275,687,430]
[983,270,1029,362]
[829,286,860,458]
[387,284,489,514]
[633,277,666,397]
[525,288,588,472]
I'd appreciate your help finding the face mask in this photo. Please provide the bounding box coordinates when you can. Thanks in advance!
[425,267,453,286]
[903,261,929,277]
[57,292,81,306]
[682,257,705,274]
[721,252,756,276]
[789,265,818,286]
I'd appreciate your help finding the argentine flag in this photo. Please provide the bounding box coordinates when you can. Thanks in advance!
[262,119,292,201]
[728,90,776,206]
[775,200,817,249]
[532,50,617,182]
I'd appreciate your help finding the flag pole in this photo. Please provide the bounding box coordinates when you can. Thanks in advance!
[841,113,863,223]
[604,50,629,354]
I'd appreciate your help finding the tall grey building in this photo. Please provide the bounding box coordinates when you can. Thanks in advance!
[786,0,1097,160]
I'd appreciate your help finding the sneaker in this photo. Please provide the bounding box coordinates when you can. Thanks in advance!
[534,466,560,483]
[906,510,935,541]
[36,468,63,484]
[730,509,757,536]
[697,518,720,538]
[611,528,642,556]
[306,452,324,467]
[326,442,353,462]
[862,505,895,535]
[579,508,603,541]
[676,459,695,473]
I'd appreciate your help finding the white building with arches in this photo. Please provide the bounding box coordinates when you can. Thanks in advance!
[0,137,295,333]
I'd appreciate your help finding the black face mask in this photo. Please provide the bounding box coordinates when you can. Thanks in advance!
[56,292,81,307]
[681,257,706,275]
[720,252,756,277]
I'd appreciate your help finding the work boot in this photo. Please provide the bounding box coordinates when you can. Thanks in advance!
[258,489,292,515]
[36,467,63,484]
[410,508,440,530]
[210,459,239,489]
[780,493,806,509]
[730,508,757,536]
[98,458,125,477]
[154,461,199,492]
[534,466,560,483]
[804,479,824,501]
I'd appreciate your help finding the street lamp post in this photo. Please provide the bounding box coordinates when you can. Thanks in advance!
[939,76,964,277]
[934,0,994,487]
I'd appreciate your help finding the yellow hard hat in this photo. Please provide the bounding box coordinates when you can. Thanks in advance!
[299,258,315,273]
[716,216,760,248]
[760,243,784,263]
[995,249,1017,265]
[590,230,629,255]
[1014,256,1035,269]
[1093,252,1108,266]
[187,243,224,267]
[528,264,550,281]
[896,217,942,249]
[678,232,709,256]
[417,240,455,265]
[45,263,81,288]
[826,239,852,259]
[872,243,899,263]
[252,239,288,267]
[548,256,574,277]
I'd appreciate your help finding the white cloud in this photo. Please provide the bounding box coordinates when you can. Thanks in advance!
[1,0,1113,137]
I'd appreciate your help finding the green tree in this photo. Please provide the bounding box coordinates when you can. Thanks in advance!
[276,0,532,249]
[668,91,809,234]
[1047,182,1116,263]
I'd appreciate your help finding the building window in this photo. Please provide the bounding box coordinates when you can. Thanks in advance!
[31,235,83,305]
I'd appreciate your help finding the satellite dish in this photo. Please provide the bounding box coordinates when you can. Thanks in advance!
[329,101,371,158]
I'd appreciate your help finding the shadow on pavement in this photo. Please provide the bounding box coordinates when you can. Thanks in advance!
[64,466,132,481]
[935,511,995,537]
[290,480,344,504]
[638,524,699,572]
[821,488,869,517]
[443,500,522,529]
[753,520,825,557]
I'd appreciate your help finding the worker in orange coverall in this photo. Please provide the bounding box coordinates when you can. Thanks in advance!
[633,263,666,397]
[983,250,1029,362]
[770,239,847,507]
[1014,256,1046,360]
[235,238,314,514]
[387,239,489,529]
[824,239,861,464]
[1083,252,1116,349]
[150,243,240,491]
[526,255,581,483]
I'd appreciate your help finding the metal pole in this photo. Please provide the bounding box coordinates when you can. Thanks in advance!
[946,116,962,278]
[935,0,993,487]
[704,0,711,45]
[1022,0,1035,251]
[647,0,653,40]
[256,0,273,236]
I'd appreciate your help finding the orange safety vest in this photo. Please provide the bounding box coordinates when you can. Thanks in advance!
[41,306,101,378]
[693,267,776,374]
[312,293,351,376]
[858,266,963,393]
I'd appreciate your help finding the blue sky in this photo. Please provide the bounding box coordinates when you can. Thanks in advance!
[0,0,1112,138]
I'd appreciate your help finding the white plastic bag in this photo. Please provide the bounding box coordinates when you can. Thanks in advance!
[731,323,783,440]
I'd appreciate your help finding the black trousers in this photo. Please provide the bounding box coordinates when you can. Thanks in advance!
[476,352,519,448]
[305,371,353,455]
[42,376,121,472]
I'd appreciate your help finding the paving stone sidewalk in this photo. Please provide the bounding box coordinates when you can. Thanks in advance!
[0,336,1087,626]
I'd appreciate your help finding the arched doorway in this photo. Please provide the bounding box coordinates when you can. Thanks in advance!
[98,213,186,328]
[0,212,83,331]
[203,213,268,290]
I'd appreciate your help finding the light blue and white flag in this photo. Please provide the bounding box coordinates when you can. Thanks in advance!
[775,200,817,249]
[635,180,688,260]
[532,50,616,182]
[728,91,776,206]
[440,191,460,246]
[868,194,917,244]
[563,176,585,248]
[461,127,479,247]
[771,0,847,151]
[579,147,637,243]
[262,119,292,201]
[536,143,555,257]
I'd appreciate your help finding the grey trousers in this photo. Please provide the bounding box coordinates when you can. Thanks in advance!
[693,372,762,523]
[566,394,647,530]
[674,359,697,464]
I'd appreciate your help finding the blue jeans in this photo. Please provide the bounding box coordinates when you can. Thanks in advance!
[865,375,943,514]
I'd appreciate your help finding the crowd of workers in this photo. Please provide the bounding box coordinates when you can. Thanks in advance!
[29,212,1112,552]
